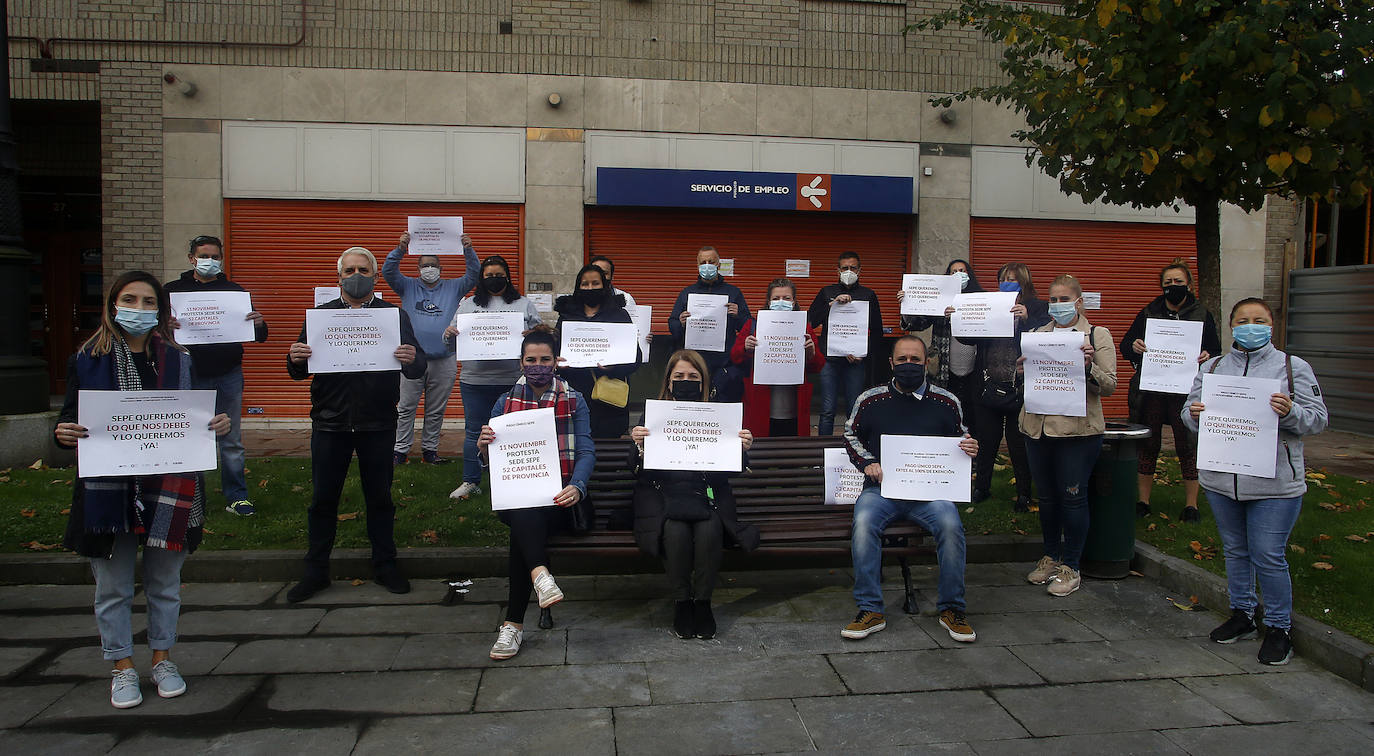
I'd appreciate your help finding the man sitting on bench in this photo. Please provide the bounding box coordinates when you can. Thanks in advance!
[841,334,979,643]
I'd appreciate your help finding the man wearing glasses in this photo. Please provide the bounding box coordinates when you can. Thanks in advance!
[165,235,268,516]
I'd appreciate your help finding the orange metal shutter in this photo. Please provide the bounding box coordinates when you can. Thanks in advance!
[585,207,912,334]
[970,217,1198,419]
[224,199,524,420]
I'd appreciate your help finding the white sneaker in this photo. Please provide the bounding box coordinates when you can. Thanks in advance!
[110,667,142,709]
[489,623,523,660]
[533,571,564,608]
[1047,564,1081,597]
[450,482,482,500]
[150,659,186,698]
[1027,555,1059,585]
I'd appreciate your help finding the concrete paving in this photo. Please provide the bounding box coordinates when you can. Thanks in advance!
[2,565,1373,754]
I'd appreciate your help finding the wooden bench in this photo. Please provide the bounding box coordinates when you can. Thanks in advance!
[540,435,931,628]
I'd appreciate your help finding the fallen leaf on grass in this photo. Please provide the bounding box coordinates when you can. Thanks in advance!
[1129,570,1144,577]
[419,530,439,544]
[1306,471,1327,480]
[60,508,70,515]
[23,541,60,551]
[291,485,305,493]
[202,528,215,535]
[29,459,44,470]
[1158,513,1170,521]
[457,516,467,523]
[1317,502,1341,511]
[20,509,36,518]
[1289,543,1306,554]
[1013,528,1028,536]
[964,506,974,513]
[0,475,9,483]
[258,479,269,489]
[1345,534,1368,543]
[350,578,365,586]
[338,512,359,521]
[1312,534,1332,544]
[1312,562,1335,571]
[1146,523,1157,531]
[1028,505,1040,513]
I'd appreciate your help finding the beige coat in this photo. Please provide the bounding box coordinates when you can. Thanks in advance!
[1019,316,1118,438]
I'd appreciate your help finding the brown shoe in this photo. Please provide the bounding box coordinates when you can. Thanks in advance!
[939,609,977,643]
[841,610,886,639]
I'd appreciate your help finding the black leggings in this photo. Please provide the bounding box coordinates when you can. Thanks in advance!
[503,506,559,624]
[972,402,1033,500]
[1137,392,1198,479]
[662,514,723,601]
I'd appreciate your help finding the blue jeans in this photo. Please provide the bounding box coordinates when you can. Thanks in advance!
[460,382,510,484]
[852,487,966,613]
[89,532,187,661]
[1207,491,1303,630]
[819,358,867,435]
[193,367,247,502]
[1024,434,1102,570]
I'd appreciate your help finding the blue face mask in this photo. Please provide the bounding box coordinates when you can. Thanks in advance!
[998,280,1021,293]
[115,306,159,336]
[1232,323,1272,350]
[698,263,718,280]
[768,299,793,311]
[1048,301,1078,326]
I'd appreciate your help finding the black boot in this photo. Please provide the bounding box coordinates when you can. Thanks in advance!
[693,600,716,639]
[673,600,694,639]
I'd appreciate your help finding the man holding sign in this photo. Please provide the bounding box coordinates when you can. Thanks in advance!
[383,230,480,465]
[841,335,979,644]
[165,235,268,517]
[808,251,885,435]
[285,246,427,603]
[668,246,750,382]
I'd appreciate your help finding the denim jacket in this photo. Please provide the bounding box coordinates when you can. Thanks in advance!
[488,386,596,497]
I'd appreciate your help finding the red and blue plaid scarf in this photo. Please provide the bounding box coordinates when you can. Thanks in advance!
[502,376,578,481]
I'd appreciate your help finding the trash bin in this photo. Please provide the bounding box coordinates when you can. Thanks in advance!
[1081,422,1152,579]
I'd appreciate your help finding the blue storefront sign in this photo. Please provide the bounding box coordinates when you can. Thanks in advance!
[596,167,915,214]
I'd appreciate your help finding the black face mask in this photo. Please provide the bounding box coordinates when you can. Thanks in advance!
[1163,284,1190,305]
[892,362,926,391]
[575,287,607,307]
[483,276,508,294]
[671,379,703,402]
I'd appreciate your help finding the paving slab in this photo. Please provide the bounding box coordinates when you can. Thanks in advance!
[109,725,359,754]
[393,630,568,669]
[926,610,1102,649]
[968,730,1188,755]
[0,584,95,611]
[32,675,261,724]
[177,608,325,637]
[828,646,1044,694]
[266,669,480,714]
[474,661,649,712]
[0,682,74,728]
[268,580,449,606]
[592,573,670,601]
[613,698,814,756]
[991,679,1236,737]
[1008,638,1243,684]
[748,617,940,657]
[0,613,143,641]
[709,589,807,622]
[962,584,1109,614]
[1178,670,1374,724]
[1193,635,1323,674]
[39,642,236,679]
[176,582,286,608]
[775,746,975,756]
[566,626,768,664]
[312,604,500,635]
[647,655,846,704]
[794,690,1028,749]
[1162,721,1374,755]
[1067,603,1219,641]
[962,562,1043,586]
[538,598,667,629]
[353,708,615,755]
[213,637,404,675]
[0,729,118,754]
[0,646,46,677]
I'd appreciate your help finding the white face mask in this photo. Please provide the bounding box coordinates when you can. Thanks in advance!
[953,270,970,290]
[194,257,223,277]
[419,266,441,284]
[839,269,858,286]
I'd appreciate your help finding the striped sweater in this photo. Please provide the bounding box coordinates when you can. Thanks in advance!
[844,380,967,486]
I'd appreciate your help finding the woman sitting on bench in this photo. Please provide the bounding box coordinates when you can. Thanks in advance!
[629,349,760,640]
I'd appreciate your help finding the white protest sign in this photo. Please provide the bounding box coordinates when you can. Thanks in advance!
[685,293,728,352]
[879,435,971,502]
[169,291,256,345]
[785,259,811,278]
[305,308,402,373]
[1140,319,1203,394]
[631,305,653,363]
[1082,292,1102,310]
[454,311,524,361]
[824,447,865,505]
[643,399,743,472]
[753,310,807,386]
[487,407,563,510]
[1021,331,1088,417]
[560,321,639,368]
[718,259,735,276]
[406,216,465,255]
[826,300,870,358]
[1197,373,1280,478]
[77,390,217,478]
[900,274,960,317]
[314,286,341,306]
[528,293,553,312]
[950,292,1018,338]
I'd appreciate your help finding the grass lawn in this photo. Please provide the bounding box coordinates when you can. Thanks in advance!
[3,453,1370,644]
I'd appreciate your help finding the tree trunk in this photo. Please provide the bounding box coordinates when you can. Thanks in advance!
[1192,193,1222,320]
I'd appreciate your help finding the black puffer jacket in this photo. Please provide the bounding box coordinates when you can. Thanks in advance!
[1120,292,1222,404]
[629,439,760,557]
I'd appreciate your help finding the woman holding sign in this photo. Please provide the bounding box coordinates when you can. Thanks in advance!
[554,264,641,439]
[1120,259,1222,522]
[730,278,824,437]
[478,327,595,661]
[447,255,543,501]
[1182,298,1327,666]
[1018,274,1117,598]
[53,271,231,709]
[900,259,984,430]
[629,349,760,640]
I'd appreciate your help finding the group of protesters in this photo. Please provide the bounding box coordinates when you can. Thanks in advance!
[54,233,1327,708]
